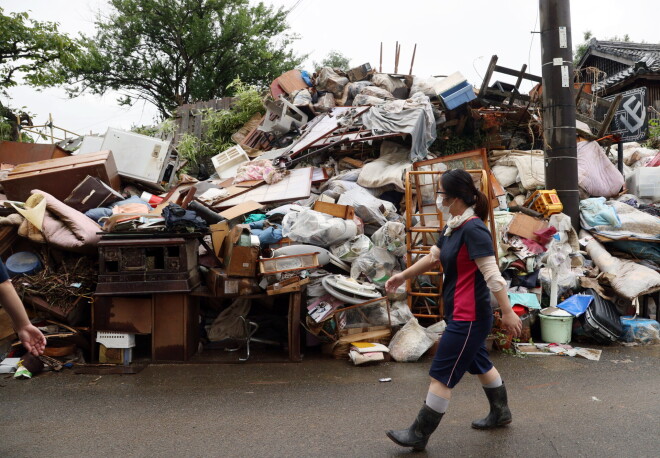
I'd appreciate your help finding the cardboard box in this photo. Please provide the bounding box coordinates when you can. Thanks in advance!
[204,267,261,297]
[210,221,230,259]
[223,225,259,277]
[507,213,548,242]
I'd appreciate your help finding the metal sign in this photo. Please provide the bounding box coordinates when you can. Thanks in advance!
[604,87,648,142]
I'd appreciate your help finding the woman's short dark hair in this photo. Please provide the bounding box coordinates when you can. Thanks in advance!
[440,169,489,221]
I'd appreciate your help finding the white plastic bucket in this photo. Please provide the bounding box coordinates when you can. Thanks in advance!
[539,314,573,344]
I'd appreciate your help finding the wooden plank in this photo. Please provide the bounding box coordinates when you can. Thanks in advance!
[493,64,542,83]
[597,93,623,138]
[507,64,527,105]
[479,55,498,98]
[288,291,302,362]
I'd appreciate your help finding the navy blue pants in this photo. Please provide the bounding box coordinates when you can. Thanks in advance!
[429,317,494,388]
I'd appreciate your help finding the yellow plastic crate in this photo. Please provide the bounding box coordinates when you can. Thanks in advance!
[524,190,563,217]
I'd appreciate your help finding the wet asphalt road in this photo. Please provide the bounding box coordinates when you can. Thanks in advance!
[1,344,658,457]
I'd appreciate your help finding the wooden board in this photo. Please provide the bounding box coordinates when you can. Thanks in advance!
[217,167,313,208]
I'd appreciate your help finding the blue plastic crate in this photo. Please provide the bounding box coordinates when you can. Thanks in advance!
[440,80,476,110]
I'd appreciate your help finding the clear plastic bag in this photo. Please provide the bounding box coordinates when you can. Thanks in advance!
[389,300,415,326]
[350,247,398,284]
[330,234,373,262]
[388,318,436,362]
[371,222,407,257]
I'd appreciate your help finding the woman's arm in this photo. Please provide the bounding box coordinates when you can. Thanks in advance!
[0,280,46,356]
[475,256,522,337]
[385,252,440,294]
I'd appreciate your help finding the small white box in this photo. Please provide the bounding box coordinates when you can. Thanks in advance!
[211,145,250,179]
[96,331,136,349]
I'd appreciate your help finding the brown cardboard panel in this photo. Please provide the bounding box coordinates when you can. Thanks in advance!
[218,200,263,221]
[507,213,548,242]
[226,245,259,277]
[210,221,230,258]
[203,268,261,297]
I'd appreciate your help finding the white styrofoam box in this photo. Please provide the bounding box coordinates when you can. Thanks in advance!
[96,331,136,349]
[211,144,249,179]
[626,167,660,201]
[432,71,468,97]
[100,127,172,184]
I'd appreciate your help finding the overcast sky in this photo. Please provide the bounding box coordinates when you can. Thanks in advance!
[3,0,658,138]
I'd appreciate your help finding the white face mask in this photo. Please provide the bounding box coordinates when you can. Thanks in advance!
[436,195,455,214]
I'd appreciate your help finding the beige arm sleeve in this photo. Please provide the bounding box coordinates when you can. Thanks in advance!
[475,256,507,292]
[430,245,441,263]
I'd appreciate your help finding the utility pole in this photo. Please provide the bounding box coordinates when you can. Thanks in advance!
[539,0,579,230]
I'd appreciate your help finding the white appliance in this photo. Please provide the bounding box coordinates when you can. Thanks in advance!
[100,127,178,187]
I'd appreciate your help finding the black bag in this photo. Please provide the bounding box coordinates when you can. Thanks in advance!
[579,289,622,344]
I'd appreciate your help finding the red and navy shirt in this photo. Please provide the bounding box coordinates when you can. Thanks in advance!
[436,217,494,322]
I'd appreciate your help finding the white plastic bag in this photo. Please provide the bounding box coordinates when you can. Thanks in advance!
[389,318,436,362]
[282,208,357,247]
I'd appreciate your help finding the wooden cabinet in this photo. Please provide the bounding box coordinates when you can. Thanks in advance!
[93,293,198,361]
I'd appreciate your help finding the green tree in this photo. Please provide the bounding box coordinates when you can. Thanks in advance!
[313,50,351,71]
[0,7,78,140]
[63,0,304,118]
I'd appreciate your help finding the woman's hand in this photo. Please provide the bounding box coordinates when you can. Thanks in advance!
[385,273,406,294]
[18,324,47,356]
[500,309,522,338]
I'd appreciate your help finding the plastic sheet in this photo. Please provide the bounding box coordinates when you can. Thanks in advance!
[282,208,357,247]
[620,316,660,345]
[337,186,400,227]
[388,318,436,362]
[370,221,407,257]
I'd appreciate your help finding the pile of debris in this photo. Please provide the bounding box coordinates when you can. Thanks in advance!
[1,55,659,376]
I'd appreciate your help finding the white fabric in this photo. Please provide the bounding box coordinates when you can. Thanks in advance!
[496,152,545,190]
[444,206,475,236]
[492,165,519,187]
[577,141,624,198]
[357,141,412,191]
[475,256,507,292]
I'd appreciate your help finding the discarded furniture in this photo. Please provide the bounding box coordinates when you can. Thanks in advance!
[95,234,201,295]
[575,85,623,139]
[100,127,178,188]
[92,293,199,362]
[478,55,542,108]
[0,141,69,166]
[1,150,121,202]
[258,96,308,136]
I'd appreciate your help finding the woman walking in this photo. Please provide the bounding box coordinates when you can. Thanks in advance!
[385,169,522,451]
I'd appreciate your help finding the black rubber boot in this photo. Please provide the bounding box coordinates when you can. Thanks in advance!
[471,383,512,429]
[386,404,444,451]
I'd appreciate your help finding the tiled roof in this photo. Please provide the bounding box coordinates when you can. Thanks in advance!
[584,40,660,90]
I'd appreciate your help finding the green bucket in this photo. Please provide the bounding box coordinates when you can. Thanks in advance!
[539,314,573,344]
